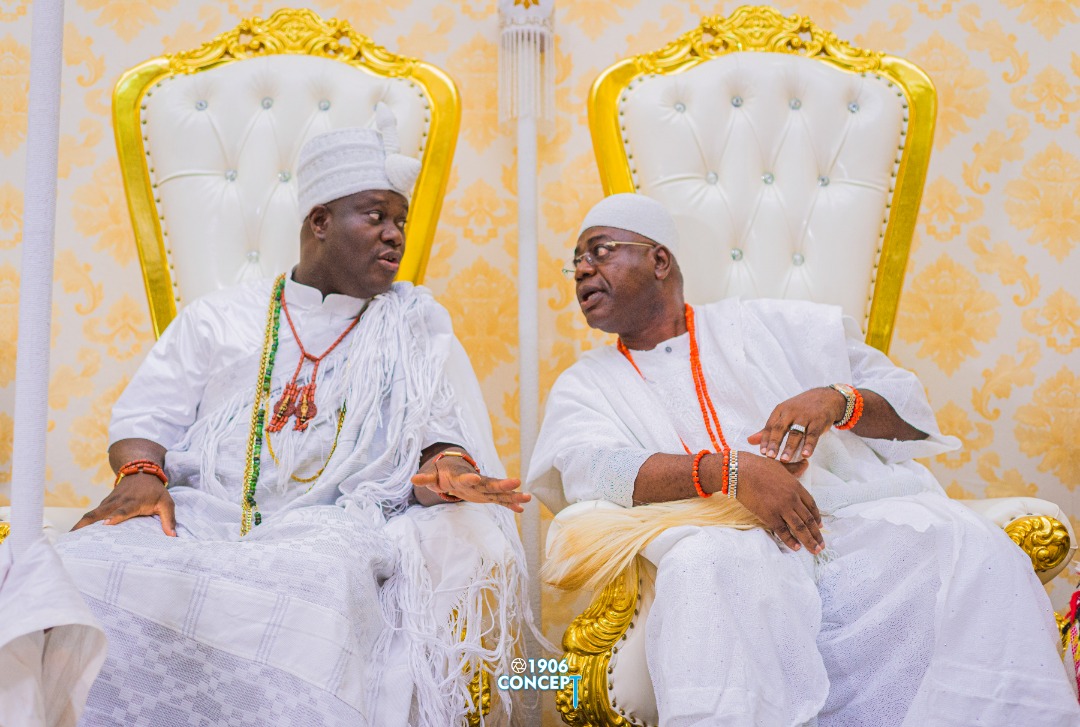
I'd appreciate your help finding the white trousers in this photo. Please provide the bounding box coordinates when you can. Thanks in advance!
[645,493,1079,727]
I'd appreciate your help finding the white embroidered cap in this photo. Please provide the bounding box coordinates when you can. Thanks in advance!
[578,193,680,254]
[296,102,422,219]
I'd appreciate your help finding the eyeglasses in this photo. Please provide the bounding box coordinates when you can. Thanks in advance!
[561,241,656,278]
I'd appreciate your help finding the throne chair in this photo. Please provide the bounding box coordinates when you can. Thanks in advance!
[545,7,1075,726]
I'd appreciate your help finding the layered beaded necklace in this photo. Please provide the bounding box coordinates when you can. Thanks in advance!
[616,304,731,456]
[240,274,363,535]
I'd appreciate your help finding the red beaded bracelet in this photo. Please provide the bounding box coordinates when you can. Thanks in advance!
[431,450,479,502]
[692,450,711,498]
[115,459,168,488]
[831,383,865,430]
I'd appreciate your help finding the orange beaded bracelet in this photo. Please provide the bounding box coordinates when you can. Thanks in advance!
[830,383,865,430]
[431,450,479,502]
[692,450,712,498]
[114,459,168,488]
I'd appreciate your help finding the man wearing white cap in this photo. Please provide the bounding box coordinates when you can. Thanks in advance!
[529,193,1078,726]
[56,105,533,726]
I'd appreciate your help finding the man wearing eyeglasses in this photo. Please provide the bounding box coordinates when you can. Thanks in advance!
[530,193,1078,727]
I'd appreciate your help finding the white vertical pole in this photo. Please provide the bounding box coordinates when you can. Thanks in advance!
[517,114,541,610]
[516,112,543,723]
[10,0,65,557]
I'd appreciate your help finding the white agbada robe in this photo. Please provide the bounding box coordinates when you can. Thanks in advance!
[529,298,1078,727]
[56,276,529,727]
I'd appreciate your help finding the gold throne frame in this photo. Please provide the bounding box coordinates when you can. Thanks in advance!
[113,8,461,337]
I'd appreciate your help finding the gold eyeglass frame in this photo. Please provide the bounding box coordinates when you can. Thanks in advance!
[113,8,461,337]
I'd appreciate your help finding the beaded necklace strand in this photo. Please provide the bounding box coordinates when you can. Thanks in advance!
[617,304,733,495]
[239,275,358,535]
[268,286,366,432]
[241,274,286,536]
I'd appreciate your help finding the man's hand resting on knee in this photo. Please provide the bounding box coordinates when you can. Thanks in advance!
[73,472,177,536]
[73,437,177,536]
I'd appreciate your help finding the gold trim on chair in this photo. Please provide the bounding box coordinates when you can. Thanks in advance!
[113,8,461,337]
[587,4,936,354]
[556,562,642,727]
[1005,515,1071,575]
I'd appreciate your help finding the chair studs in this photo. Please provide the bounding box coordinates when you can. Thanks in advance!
[706,171,718,184]
[762,172,775,184]
[731,95,743,107]
[261,97,274,109]
[730,248,743,261]
[848,102,860,113]
[224,169,238,181]
[246,251,260,262]
[195,100,208,111]
[278,170,291,182]
[674,102,686,112]
[319,99,331,111]
[789,98,802,110]
[792,253,805,266]
[818,175,830,187]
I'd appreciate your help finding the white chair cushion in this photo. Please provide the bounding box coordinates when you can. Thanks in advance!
[141,54,430,306]
[620,53,907,326]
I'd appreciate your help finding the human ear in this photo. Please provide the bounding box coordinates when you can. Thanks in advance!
[308,205,331,239]
[654,246,673,280]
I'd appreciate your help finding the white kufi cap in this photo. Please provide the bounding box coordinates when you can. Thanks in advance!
[296,102,422,219]
[578,193,679,254]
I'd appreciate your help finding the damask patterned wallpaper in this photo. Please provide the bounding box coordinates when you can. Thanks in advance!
[0,0,1076,637]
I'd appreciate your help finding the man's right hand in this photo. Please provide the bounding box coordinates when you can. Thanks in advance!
[734,452,823,554]
[73,473,177,537]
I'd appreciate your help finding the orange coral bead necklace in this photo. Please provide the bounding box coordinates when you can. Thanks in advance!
[616,303,731,456]
[267,287,368,433]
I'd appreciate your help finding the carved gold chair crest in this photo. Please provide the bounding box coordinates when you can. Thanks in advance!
[548,7,1075,726]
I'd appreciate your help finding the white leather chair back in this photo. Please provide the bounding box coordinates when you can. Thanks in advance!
[618,52,907,331]
[141,55,428,307]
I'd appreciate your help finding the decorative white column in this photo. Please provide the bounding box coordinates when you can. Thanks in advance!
[498,1,554,718]
[10,0,65,557]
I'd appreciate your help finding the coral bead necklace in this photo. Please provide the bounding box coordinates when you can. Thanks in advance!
[267,284,367,433]
[617,304,733,496]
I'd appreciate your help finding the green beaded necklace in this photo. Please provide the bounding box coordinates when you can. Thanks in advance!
[240,274,285,536]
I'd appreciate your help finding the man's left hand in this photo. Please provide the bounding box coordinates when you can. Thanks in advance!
[749,387,847,462]
[411,459,531,513]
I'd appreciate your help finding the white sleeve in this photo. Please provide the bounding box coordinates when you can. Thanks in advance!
[843,316,960,462]
[528,365,653,511]
[555,444,651,508]
[107,299,215,450]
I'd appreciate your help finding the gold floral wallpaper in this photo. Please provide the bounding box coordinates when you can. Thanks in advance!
[1,0,1077,677]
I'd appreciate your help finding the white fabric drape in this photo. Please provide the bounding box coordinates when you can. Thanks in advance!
[53,279,530,726]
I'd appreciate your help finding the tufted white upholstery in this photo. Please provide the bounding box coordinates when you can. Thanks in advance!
[620,53,907,329]
[140,55,429,307]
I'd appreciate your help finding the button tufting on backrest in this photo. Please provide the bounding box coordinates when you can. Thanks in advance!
[140,55,429,305]
[617,52,906,322]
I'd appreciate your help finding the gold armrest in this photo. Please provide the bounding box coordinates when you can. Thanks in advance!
[556,561,640,727]
[1004,515,1071,575]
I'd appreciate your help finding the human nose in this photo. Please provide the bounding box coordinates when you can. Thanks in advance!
[573,253,597,279]
[382,223,404,247]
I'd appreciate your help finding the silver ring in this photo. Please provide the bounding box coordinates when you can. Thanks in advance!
[788,423,807,434]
